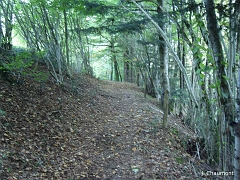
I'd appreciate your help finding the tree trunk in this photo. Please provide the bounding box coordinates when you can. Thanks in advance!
[124,47,135,83]
[124,60,130,82]
[204,0,234,171]
[234,121,240,180]
[157,0,169,128]
[124,49,131,82]
[204,0,233,122]
[63,7,70,75]
[234,1,240,178]
[0,6,3,53]
[114,58,120,81]
[235,56,240,179]
[0,0,13,52]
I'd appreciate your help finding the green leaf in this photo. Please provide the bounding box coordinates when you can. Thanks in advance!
[199,73,205,79]
[222,75,229,81]
[195,69,201,75]
[221,60,228,66]
[199,63,205,69]
[204,66,212,72]
[193,46,199,54]
[198,81,204,85]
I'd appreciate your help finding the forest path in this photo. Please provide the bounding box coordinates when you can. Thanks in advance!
[85,80,197,179]
[0,75,201,180]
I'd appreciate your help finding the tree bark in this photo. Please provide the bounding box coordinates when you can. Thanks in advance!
[63,7,70,74]
[156,0,169,128]
[234,1,240,178]
[234,75,240,179]
[124,49,131,82]
[111,39,120,81]
[204,0,234,171]
[204,0,233,122]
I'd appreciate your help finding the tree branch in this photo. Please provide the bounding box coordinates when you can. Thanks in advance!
[131,0,199,107]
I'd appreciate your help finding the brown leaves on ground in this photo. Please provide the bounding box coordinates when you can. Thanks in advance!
[0,75,203,179]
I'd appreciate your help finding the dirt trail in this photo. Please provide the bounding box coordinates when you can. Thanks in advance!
[0,76,200,180]
[95,80,195,179]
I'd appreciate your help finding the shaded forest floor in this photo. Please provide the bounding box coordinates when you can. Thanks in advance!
[0,73,215,179]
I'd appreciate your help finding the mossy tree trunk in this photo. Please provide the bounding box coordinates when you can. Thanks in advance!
[204,0,234,171]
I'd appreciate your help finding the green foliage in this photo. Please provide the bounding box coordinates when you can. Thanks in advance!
[169,127,179,135]
[1,58,32,73]
[192,43,205,59]
[31,71,49,83]
[221,60,228,66]
[209,80,221,89]
[0,48,50,83]
[0,49,34,74]
[175,156,184,164]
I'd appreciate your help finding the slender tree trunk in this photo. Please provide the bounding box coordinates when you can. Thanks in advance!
[177,28,185,116]
[113,56,119,81]
[56,21,63,84]
[110,61,113,81]
[136,71,140,86]
[157,0,169,128]
[1,0,13,52]
[124,49,130,82]
[63,7,70,75]
[0,6,3,53]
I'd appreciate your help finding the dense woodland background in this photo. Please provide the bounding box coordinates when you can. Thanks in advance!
[1,0,240,179]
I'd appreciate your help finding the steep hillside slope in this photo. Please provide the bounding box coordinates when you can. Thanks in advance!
[0,75,214,179]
